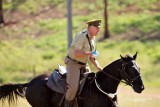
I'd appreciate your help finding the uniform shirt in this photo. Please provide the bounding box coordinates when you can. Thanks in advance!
[68,29,96,63]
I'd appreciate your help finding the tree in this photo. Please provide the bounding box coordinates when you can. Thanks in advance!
[67,0,72,49]
[99,0,110,41]
[0,0,4,25]
[104,0,110,38]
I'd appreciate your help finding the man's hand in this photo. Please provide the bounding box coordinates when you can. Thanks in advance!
[96,66,103,71]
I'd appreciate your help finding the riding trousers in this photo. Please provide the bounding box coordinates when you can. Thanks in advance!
[64,57,90,101]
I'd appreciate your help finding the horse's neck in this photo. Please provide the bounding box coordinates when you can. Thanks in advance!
[97,61,122,93]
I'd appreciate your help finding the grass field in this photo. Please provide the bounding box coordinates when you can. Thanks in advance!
[118,86,160,107]
[0,87,159,107]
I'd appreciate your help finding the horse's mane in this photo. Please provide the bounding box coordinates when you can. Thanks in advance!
[122,53,134,61]
[105,53,134,69]
[102,59,121,71]
[124,53,133,58]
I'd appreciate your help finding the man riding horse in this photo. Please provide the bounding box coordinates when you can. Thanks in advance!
[64,19,102,107]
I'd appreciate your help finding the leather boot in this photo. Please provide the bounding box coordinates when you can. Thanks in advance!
[64,100,73,107]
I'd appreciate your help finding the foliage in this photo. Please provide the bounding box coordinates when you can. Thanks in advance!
[110,14,160,34]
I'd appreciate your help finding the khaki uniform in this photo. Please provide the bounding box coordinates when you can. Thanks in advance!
[65,29,96,101]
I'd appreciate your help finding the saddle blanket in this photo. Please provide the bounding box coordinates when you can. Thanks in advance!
[47,70,66,94]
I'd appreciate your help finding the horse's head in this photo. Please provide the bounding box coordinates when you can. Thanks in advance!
[120,52,145,93]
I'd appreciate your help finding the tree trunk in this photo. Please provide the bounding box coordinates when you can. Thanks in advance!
[103,0,110,39]
[0,0,4,25]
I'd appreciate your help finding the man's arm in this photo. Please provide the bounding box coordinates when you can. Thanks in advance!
[74,49,92,58]
[89,57,102,71]
[74,49,102,71]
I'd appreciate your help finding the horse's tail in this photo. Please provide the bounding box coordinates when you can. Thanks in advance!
[0,83,28,105]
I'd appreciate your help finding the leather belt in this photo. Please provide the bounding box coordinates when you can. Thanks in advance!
[67,56,86,65]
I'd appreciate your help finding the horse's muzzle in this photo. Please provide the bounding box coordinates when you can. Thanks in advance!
[133,85,145,93]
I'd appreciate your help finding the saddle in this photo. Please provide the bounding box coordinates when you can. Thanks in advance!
[46,65,90,95]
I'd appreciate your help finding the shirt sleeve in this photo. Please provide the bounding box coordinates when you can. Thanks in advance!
[71,32,86,50]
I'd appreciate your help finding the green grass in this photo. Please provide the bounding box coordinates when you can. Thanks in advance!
[0,37,160,87]
[109,13,160,34]
[4,0,159,14]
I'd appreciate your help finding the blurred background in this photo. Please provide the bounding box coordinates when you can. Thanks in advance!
[0,0,159,107]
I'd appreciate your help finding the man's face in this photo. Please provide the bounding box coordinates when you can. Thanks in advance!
[89,25,100,36]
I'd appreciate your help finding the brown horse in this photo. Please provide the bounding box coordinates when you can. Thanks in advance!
[0,53,144,107]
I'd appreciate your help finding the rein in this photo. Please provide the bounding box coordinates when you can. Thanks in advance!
[94,71,127,99]
[94,61,141,100]
[101,70,128,85]
[94,72,126,107]
[94,61,138,99]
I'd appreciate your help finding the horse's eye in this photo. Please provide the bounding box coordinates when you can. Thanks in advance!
[129,63,133,66]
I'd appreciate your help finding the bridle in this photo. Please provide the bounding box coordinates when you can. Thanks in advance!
[94,60,141,99]
[120,61,141,86]
[98,61,141,86]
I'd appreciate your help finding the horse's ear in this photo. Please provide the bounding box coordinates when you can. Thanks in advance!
[133,52,138,60]
[120,55,125,61]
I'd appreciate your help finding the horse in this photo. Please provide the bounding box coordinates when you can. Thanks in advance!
[0,52,144,107]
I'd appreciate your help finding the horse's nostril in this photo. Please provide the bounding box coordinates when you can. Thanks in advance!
[140,86,144,90]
